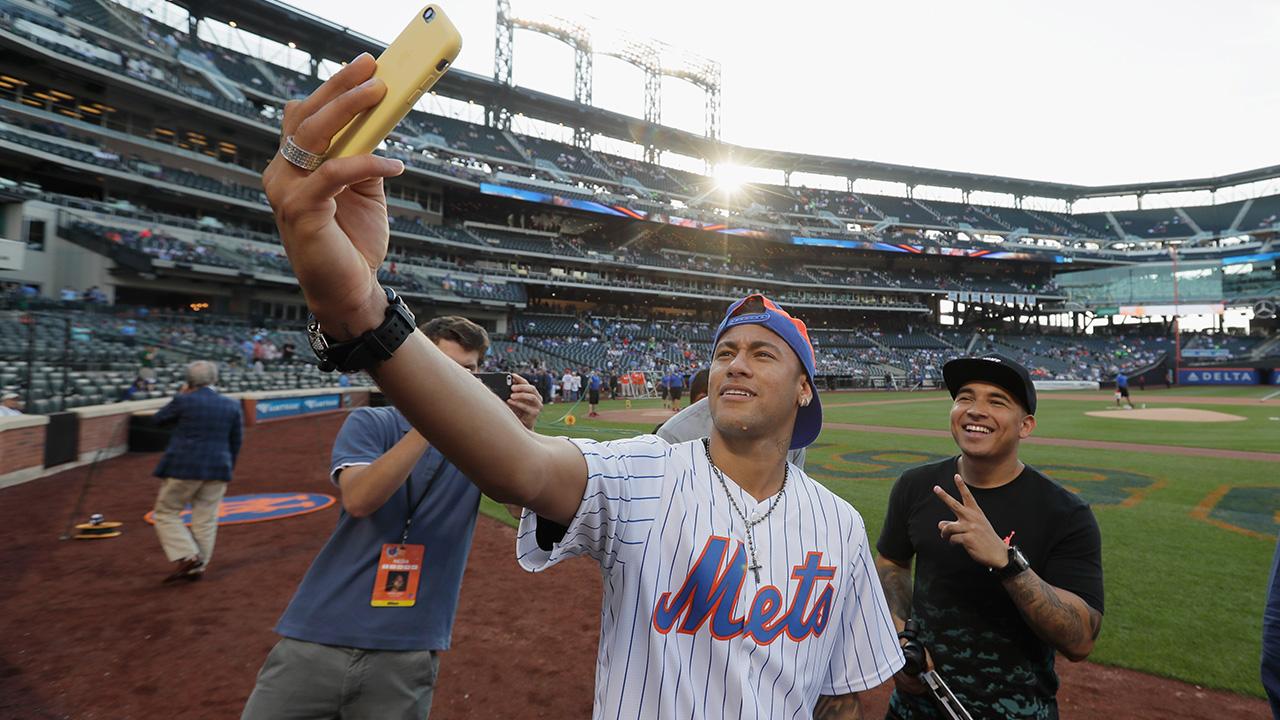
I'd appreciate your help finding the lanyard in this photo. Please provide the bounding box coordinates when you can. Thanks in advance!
[400,458,448,545]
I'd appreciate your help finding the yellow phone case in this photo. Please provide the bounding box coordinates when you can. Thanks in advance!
[325,4,462,159]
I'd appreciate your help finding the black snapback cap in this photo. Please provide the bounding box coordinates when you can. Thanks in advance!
[942,353,1037,415]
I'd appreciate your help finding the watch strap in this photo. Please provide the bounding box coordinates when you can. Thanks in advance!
[995,545,1029,580]
[309,287,416,373]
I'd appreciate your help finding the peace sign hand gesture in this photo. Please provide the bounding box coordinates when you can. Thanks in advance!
[934,474,1010,570]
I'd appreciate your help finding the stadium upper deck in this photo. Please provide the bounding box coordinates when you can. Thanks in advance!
[0,0,1276,262]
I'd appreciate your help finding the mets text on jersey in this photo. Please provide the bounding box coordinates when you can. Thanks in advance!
[653,535,835,644]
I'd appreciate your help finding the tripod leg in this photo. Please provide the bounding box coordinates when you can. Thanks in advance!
[922,671,974,720]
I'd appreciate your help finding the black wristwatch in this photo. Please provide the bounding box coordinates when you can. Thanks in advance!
[993,544,1030,580]
[306,286,416,373]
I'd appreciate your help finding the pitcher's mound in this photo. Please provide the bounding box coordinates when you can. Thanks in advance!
[1085,408,1246,423]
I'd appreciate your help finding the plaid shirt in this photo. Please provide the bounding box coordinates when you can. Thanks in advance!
[152,386,243,481]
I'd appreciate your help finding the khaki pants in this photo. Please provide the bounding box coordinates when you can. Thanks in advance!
[152,478,227,563]
[241,638,439,720]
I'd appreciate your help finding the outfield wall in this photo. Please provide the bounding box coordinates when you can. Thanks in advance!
[1034,380,1100,391]
[0,387,369,489]
[1179,367,1277,385]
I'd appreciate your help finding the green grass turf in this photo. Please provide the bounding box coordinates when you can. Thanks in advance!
[1137,385,1280,399]
[476,395,1274,697]
[820,393,1280,453]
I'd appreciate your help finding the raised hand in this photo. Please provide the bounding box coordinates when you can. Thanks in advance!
[934,474,1009,570]
[261,53,406,337]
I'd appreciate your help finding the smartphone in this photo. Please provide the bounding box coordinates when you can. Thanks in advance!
[325,5,462,159]
[476,372,513,402]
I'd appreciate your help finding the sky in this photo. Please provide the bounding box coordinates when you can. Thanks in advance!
[271,0,1280,190]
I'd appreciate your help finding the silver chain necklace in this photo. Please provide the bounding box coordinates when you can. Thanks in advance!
[702,437,788,583]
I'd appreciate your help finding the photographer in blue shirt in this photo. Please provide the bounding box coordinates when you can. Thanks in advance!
[242,316,542,720]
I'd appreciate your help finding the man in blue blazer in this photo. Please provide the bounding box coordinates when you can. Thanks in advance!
[151,360,243,583]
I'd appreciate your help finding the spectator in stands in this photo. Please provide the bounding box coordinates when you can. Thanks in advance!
[138,346,158,382]
[241,317,542,720]
[120,320,138,347]
[149,361,243,584]
[120,378,148,402]
[0,392,23,416]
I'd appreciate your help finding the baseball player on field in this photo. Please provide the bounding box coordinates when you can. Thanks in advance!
[261,55,903,718]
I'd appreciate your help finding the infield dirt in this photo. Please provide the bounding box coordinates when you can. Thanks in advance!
[0,412,1267,719]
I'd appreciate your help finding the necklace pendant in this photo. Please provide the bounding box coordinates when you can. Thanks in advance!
[749,560,762,583]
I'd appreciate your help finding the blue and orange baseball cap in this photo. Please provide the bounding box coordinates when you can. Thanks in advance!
[713,294,822,449]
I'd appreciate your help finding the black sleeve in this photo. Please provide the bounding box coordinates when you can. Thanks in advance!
[1041,503,1105,614]
[876,472,916,563]
[535,515,570,551]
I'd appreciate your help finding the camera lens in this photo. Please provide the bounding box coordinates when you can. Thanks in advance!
[435,59,450,71]
[423,7,435,22]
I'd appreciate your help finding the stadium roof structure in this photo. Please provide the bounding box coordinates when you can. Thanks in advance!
[174,0,1280,203]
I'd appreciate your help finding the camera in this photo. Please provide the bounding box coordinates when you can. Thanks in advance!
[899,618,927,676]
[476,372,513,402]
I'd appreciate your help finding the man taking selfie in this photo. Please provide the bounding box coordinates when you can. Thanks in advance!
[259,55,903,715]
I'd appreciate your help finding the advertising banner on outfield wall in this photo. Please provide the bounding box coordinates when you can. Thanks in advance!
[1273,369,1280,385]
[1178,368,1259,385]
[256,394,341,421]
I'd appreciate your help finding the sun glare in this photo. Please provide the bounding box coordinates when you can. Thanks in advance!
[712,163,752,194]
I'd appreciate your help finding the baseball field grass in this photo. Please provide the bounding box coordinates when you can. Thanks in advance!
[819,388,1280,452]
[477,389,1277,698]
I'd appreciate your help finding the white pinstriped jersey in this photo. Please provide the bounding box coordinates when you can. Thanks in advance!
[517,436,904,719]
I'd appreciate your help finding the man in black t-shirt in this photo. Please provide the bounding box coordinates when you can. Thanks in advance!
[876,354,1104,720]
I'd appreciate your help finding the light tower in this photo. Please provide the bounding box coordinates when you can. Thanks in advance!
[659,47,722,141]
[491,7,723,151]
[598,38,662,160]
[492,5,593,146]
[490,0,514,130]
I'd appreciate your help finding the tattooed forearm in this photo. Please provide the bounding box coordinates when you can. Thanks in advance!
[1003,569,1099,661]
[814,693,863,720]
[875,557,913,623]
